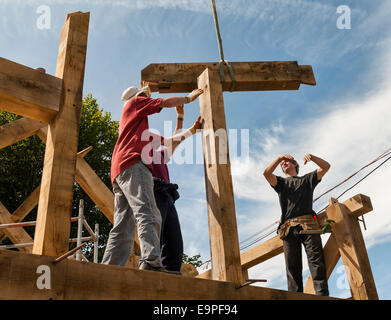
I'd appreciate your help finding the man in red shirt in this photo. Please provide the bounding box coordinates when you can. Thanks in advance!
[102,82,203,272]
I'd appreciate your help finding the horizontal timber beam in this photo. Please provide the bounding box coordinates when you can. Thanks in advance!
[141,61,316,93]
[0,57,61,123]
[0,249,337,300]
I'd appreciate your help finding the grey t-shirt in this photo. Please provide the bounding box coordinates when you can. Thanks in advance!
[272,170,320,226]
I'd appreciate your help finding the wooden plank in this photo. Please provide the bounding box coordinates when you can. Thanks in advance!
[33,12,90,257]
[303,234,340,294]
[341,194,373,218]
[326,199,378,300]
[0,118,45,149]
[0,202,33,253]
[141,61,316,93]
[0,58,61,123]
[0,184,40,242]
[240,235,283,270]
[197,68,243,284]
[0,249,337,300]
[75,157,114,222]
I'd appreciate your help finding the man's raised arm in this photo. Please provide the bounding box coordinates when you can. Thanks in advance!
[263,154,293,186]
[303,154,331,180]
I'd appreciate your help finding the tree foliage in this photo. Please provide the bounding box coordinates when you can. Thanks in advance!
[182,253,203,268]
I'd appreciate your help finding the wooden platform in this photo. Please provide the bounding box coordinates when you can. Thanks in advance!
[0,249,336,300]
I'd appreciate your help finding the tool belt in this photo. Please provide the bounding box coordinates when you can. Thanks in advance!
[277,214,320,240]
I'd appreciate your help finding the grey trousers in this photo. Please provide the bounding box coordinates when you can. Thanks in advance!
[102,161,162,267]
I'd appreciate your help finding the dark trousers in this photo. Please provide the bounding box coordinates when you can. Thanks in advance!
[282,225,329,296]
[154,180,183,272]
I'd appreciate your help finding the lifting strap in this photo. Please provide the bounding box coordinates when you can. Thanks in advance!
[210,0,236,91]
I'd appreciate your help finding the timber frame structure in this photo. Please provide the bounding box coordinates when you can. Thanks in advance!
[0,12,378,300]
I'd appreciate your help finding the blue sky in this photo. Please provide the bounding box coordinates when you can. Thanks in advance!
[1,0,391,299]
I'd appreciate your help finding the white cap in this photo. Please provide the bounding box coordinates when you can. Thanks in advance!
[121,86,140,101]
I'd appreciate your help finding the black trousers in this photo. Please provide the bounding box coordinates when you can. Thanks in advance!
[282,225,329,296]
[154,180,183,272]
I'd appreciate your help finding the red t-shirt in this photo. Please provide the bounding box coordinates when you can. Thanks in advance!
[110,96,163,184]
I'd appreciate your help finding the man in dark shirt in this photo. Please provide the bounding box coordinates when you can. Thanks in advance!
[263,153,330,295]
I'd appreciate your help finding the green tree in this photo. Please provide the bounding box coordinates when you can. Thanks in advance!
[0,94,118,261]
[183,253,203,268]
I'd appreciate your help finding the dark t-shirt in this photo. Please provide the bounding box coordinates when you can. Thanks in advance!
[271,170,320,225]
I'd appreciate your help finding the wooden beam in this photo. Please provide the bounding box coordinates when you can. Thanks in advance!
[304,234,340,294]
[0,184,40,243]
[33,12,90,257]
[197,68,243,284]
[240,235,284,270]
[325,199,378,300]
[0,58,61,123]
[0,118,46,149]
[75,157,114,222]
[142,61,316,93]
[0,249,337,300]
[0,202,33,253]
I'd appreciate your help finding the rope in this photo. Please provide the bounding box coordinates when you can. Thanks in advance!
[313,146,391,203]
[315,152,391,214]
[239,220,279,245]
[210,0,236,91]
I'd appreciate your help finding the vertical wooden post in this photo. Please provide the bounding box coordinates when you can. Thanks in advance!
[326,198,378,300]
[197,68,243,284]
[33,12,90,257]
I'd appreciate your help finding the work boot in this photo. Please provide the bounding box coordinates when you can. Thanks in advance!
[139,261,180,275]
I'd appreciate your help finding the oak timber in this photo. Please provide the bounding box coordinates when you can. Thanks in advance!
[142,61,316,93]
[33,12,90,257]
[0,117,46,149]
[0,249,336,300]
[0,58,61,123]
[326,198,378,300]
[197,68,243,284]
